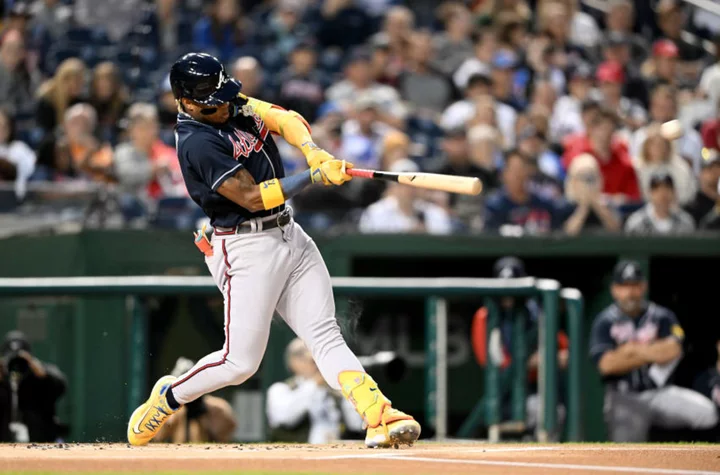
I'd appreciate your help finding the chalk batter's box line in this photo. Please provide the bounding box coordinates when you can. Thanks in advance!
[313,446,720,475]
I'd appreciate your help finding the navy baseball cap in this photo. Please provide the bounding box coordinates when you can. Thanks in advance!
[613,260,645,284]
[649,172,674,189]
[570,62,593,81]
[494,256,527,278]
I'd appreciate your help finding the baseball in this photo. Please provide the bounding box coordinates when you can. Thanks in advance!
[660,120,684,140]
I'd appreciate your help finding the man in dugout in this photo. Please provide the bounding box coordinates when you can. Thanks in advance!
[471,256,567,440]
[589,260,719,441]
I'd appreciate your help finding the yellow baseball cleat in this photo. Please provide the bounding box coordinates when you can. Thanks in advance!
[365,406,422,448]
[338,371,421,448]
[127,375,178,446]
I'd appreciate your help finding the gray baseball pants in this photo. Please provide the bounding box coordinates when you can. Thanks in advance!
[171,219,364,404]
[605,385,719,442]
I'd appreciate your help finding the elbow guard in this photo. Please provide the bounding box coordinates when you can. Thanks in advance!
[244,96,311,137]
[259,178,285,210]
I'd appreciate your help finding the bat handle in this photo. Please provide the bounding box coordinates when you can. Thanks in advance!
[347,168,374,179]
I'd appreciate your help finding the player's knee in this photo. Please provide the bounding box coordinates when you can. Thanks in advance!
[692,405,719,429]
[225,358,261,385]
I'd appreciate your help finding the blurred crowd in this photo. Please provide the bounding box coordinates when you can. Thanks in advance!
[2,0,720,235]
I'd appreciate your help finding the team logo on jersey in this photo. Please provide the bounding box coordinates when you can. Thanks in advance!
[610,321,634,344]
[228,116,269,159]
[635,322,657,343]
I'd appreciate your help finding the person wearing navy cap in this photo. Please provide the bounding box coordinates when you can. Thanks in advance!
[589,260,719,441]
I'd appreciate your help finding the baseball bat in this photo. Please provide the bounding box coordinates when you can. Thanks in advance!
[347,168,482,195]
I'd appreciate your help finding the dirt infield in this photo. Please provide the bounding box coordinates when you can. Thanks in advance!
[2,442,720,474]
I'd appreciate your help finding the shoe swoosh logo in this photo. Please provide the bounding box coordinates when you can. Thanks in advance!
[132,406,153,435]
[369,388,377,391]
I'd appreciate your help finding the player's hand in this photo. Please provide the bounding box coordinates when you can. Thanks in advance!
[301,142,335,168]
[311,160,353,186]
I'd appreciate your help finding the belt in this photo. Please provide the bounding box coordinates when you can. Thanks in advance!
[214,208,293,235]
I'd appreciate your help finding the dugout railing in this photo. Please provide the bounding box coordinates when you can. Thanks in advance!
[0,276,583,442]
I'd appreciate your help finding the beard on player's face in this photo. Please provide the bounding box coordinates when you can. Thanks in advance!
[612,283,646,316]
[181,99,231,124]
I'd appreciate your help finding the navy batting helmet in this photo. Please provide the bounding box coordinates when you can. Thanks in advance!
[169,53,241,106]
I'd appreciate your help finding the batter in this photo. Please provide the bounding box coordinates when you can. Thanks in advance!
[127,53,420,448]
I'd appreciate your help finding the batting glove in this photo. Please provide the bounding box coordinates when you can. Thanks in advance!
[311,160,353,186]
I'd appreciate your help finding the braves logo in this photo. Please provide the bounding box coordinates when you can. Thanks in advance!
[228,116,269,160]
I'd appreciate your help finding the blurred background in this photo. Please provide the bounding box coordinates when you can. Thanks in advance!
[0,0,719,446]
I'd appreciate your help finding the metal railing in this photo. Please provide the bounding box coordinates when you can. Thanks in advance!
[0,275,584,442]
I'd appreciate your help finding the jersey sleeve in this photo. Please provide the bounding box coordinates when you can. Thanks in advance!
[589,314,615,366]
[183,132,244,191]
[656,308,685,343]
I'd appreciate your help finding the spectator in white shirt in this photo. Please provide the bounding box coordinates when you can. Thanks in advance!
[0,108,35,200]
[633,123,696,206]
[326,48,407,128]
[359,159,452,234]
[630,84,703,169]
[441,72,516,148]
[562,0,602,50]
[266,338,363,444]
[550,62,594,144]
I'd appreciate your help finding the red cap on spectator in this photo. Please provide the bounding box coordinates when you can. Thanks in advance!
[653,39,679,58]
[596,61,625,84]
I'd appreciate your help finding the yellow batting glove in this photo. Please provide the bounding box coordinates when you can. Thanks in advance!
[311,160,353,186]
[301,141,335,169]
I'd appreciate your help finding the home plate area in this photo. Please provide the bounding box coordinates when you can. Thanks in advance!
[4,442,720,474]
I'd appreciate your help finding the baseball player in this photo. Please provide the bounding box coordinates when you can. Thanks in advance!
[126,53,420,448]
[589,260,719,442]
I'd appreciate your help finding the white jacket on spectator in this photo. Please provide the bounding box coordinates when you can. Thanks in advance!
[359,195,452,234]
[266,376,363,444]
[0,141,36,200]
[550,95,584,144]
[634,156,697,206]
[441,99,516,148]
[630,126,703,173]
[326,81,408,121]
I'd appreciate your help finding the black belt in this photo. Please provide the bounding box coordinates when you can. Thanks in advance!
[214,209,292,235]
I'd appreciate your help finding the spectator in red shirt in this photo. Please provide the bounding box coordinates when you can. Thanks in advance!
[563,107,641,203]
[700,98,720,152]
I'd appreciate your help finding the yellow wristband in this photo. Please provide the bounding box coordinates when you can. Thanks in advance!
[259,179,285,210]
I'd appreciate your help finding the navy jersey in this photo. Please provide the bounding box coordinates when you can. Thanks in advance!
[175,111,285,227]
[484,189,570,233]
[589,302,685,392]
